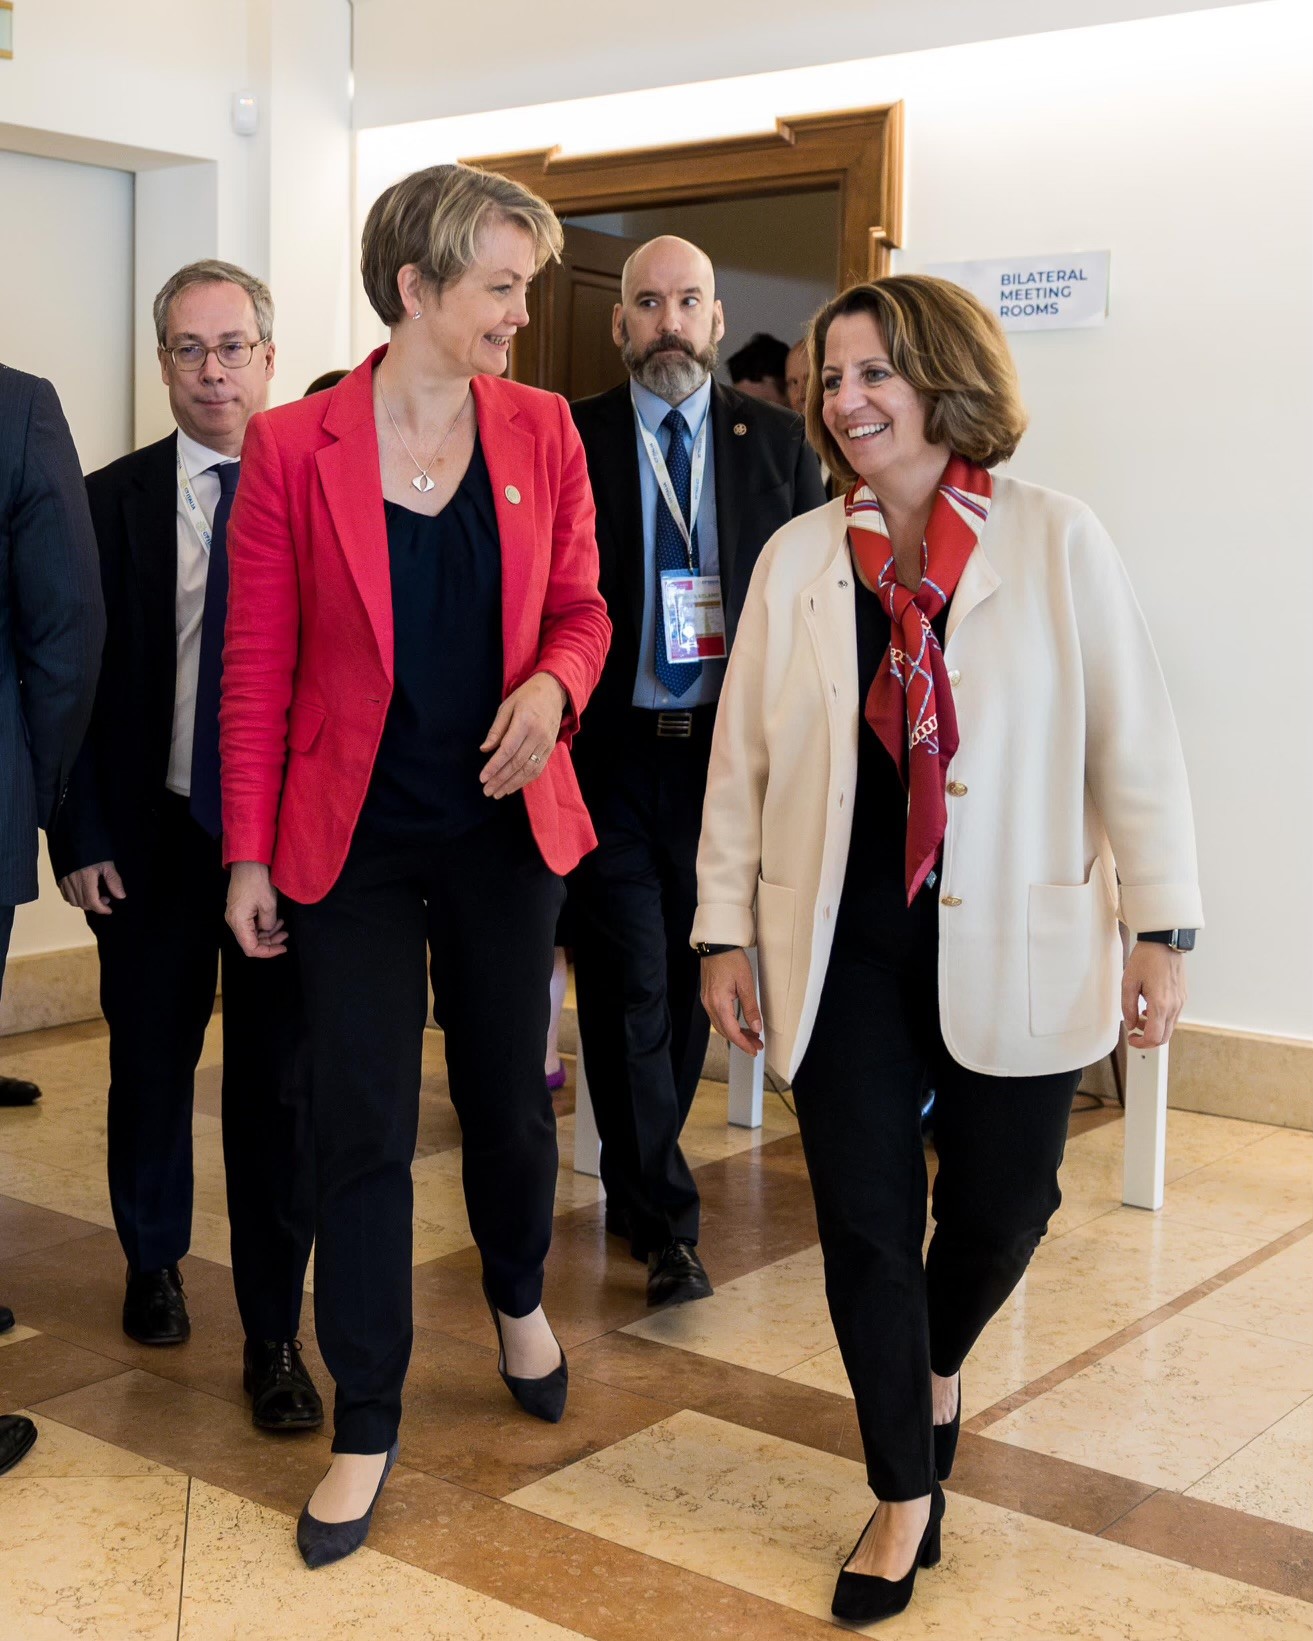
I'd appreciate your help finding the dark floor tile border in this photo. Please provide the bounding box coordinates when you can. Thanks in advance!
[1102,1488,1313,1605]
[966,1216,1313,1436]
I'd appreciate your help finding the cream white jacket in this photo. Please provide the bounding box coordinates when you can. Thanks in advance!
[691,477,1203,1081]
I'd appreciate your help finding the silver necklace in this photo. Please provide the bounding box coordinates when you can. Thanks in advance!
[382,390,470,493]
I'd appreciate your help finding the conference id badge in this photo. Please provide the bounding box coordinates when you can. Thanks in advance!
[660,571,727,664]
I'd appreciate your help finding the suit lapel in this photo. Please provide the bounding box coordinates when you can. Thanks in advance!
[945,543,1002,644]
[473,377,538,689]
[125,434,182,713]
[316,352,393,680]
[711,382,752,610]
[590,384,645,646]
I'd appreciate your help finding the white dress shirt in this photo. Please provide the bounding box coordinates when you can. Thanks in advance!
[166,429,236,796]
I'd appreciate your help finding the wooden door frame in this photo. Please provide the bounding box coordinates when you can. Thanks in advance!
[466,103,904,388]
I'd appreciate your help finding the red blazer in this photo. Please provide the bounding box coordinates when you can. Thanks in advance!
[219,348,611,903]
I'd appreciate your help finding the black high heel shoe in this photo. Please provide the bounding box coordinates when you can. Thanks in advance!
[831,1481,945,1624]
[482,1280,568,1424]
[934,1374,961,1480]
[296,1441,399,1569]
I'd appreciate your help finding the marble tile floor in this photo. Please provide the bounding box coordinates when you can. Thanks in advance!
[0,1016,1310,1637]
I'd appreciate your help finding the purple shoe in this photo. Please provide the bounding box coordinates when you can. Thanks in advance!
[546,1065,567,1092]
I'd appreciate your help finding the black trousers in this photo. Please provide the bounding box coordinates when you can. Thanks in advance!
[92,793,313,1341]
[569,709,715,1253]
[0,904,12,992]
[286,803,564,1454]
[791,891,1078,1501]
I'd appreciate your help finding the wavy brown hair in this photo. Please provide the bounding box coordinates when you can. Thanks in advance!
[361,163,564,327]
[805,275,1027,481]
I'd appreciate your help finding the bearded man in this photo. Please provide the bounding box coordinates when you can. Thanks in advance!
[568,236,825,1305]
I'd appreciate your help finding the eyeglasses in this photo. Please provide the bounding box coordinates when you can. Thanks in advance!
[164,338,270,372]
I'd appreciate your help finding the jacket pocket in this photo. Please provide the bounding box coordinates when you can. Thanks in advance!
[287,699,326,754]
[755,877,796,1031]
[1027,860,1118,1038]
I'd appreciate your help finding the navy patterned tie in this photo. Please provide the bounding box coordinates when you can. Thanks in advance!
[654,407,701,697]
[189,460,239,837]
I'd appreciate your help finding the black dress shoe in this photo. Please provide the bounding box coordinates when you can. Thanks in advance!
[297,1441,399,1569]
[933,1374,961,1480]
[243,1339,324,1431]
[481,1280,569,1423]
[0,1305,14,1334]
[0,1414,37,1476]
[0,1075,41,1107]
[831,1482,945,1623]
[123,1265,190,1345]
[646,1240,713,1307]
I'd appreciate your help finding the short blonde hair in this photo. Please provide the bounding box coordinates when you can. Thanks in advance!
[361,163,564,326]
[806,275,1027,479]
[153,260,273,348]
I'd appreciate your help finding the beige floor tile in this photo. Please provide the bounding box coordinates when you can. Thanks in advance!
[677,1078,799,1164]
[1188,1233,1313,1347]
[178,1479,586,1639]
[0,1109,109,1177]
[1186,1392,1313,1532]
[1048,1108,1276,1241]
[508,1408,1313,1636]
[0,1322,39,1349]
[622,1244,835,1373]
[0,1151,117,1228]
[0,1416,186,1640]
[1160,1130,1313,1243]
[785,1206,1260,1421]
[13,1411,180,1477]
[985,1312,1313,1490]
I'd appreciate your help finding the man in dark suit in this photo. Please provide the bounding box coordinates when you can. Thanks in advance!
[0,363,105,1471]
[569,237,826,1305]
[51,262,320,1432]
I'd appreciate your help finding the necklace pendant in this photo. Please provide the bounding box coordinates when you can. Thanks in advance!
[411,472,435,493]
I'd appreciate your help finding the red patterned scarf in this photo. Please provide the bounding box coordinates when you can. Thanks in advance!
[845,456,993,902]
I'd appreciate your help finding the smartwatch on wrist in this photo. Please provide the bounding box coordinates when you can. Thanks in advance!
[695,942,739,957]
[1137,929,1197,952]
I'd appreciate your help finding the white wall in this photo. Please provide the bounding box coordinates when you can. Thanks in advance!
[355,1,1313,1042]
[0,0,353,957]
[0,150,135,960]
[351,0,1266,129]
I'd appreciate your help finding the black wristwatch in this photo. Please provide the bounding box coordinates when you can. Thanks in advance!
[695,942,739,957]
[1137,929,1197,952]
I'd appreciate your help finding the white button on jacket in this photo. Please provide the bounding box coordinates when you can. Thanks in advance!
[691,479,1203,1081]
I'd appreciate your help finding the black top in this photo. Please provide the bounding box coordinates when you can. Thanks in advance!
[360,437,504,841]
[833,573,949,959]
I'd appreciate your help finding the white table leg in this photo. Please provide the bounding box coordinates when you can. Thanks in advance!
[571,1041,602,1178]
[727,948,765,1130]
[1122,1043,1168,1211]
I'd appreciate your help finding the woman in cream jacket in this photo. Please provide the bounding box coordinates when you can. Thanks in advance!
[694,276,1201,1624]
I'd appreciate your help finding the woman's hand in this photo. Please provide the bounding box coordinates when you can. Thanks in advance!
[226,861,288,959]
[480,672,567,800]
[701,948,763,1057]
[1122,942,1187,1049]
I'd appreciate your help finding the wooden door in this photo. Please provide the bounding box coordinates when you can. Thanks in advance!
[512,222,642,398]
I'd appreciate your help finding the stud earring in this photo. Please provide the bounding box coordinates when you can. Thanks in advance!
[413,309,422,320]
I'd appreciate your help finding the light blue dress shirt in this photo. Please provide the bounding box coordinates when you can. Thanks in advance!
[629,377,725,709]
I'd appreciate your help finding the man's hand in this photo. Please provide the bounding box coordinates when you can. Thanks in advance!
[1122,941,1187,1049]
[700,948,763,1057]
[59,862,125,915]
[225,861,287,959]
[479,672,568,800]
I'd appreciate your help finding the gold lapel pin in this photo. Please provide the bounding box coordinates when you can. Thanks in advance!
[733,423,747,436]
[504,485,522,505]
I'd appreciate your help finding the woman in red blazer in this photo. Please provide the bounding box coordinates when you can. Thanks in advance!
[220,164,610,1567]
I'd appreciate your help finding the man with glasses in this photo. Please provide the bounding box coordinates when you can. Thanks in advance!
[52,262,321,1434]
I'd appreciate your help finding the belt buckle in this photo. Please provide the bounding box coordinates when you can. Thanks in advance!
[656,710,693,739]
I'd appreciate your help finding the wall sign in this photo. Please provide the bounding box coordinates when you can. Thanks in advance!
[924,251,1110,333]
[0,3,12,60]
